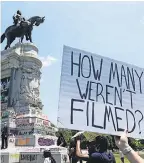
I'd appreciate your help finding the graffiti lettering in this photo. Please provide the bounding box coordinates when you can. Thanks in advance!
[18,128,34,135]
[16,118,29,125]
[38,138,55,146]
[9,138,15,143]
[17,123,34,128]
[62,155,67,163]
[43,120,49,125]
[1,103,7,110]
[10,154,20,159]
[20,154,37,161]
[1,155,4,163]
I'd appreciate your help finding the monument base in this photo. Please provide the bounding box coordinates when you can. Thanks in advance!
[1,146,69,163]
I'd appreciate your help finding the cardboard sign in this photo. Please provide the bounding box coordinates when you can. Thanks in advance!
[58,46,144,139]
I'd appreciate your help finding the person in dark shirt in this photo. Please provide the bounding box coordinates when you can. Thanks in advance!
[75,132,116,163]
[1,123,8,149]
[57,132,67,147]
[69,139,83,163]
[43,150,56,163]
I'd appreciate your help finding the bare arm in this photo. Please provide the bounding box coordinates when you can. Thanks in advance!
[126,150,144,163]
[76,140,89,158]
[115,130,144,163]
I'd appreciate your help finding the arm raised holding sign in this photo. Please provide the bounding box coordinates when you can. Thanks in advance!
[75,132,116,163]
[115,130,144,163]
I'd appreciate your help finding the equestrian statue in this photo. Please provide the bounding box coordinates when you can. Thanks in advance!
[1,10,45,50]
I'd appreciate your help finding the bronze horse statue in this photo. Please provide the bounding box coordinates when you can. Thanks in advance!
[1,16,45,50]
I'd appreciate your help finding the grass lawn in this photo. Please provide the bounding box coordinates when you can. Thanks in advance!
[114,154,129,163]
[114,153,144,163]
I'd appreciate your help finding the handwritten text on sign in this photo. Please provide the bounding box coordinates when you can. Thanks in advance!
[58,46,144,139]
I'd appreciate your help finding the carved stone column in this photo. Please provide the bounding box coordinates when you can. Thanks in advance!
[1,43,57,147]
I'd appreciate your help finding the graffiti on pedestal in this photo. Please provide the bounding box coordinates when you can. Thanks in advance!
[16,136,35,146]
[20,154,37,162]
[1,77,10,104]
[16,118,30,125]
[1,155,4,163]
[18,128,34,135]
[1,103,7,110]
[62,155,68,163]
[38,137,55,146]
[1,111,9,119]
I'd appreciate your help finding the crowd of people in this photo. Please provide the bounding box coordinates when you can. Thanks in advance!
[44,130,144,163]
[1,124,144,163]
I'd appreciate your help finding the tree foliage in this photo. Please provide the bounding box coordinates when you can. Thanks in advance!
[57,129,144,150]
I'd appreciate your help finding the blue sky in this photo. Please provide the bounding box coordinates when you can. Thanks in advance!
[1,1,144,125]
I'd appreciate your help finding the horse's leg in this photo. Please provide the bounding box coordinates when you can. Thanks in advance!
[29,32,33,43]
[9,37,15,47]
[25,34,29,41]
[5,37,10,50]
[5,36,15,50]
[5,45,8,50]
[21,35,24,43]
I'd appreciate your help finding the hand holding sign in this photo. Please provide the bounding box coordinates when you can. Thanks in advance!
[71,131,85,140]
[114,130,129,152]
[72,131,84,138]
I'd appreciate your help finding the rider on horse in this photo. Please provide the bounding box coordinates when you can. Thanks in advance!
[13,10,25,26]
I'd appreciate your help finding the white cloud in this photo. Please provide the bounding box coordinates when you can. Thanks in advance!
[39,55,57,68]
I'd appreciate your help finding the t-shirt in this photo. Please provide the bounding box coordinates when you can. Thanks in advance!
[87,152,116,163]
[57,137,67,147]
[44,158,51,163]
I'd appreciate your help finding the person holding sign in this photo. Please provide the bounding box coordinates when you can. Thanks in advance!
[74,132,116,163]
[1,122,8,149]
[115,130,144,163]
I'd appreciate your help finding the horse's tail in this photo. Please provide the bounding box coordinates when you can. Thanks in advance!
[1,33,5,43]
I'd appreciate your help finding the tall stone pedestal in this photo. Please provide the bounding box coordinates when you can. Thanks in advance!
[1,43,57,148]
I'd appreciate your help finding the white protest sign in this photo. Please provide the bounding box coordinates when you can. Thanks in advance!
[58,46,144,139]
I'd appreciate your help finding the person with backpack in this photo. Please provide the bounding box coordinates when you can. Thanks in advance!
[74,132,116,163]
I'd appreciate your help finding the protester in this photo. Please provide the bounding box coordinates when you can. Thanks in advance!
[1,122,8,149]
[43,150,56,163]
[119,150,124,163]
[115,130,144,163]
[74,131,116,163]
[69,138,83,163]
[57,132,67,147]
